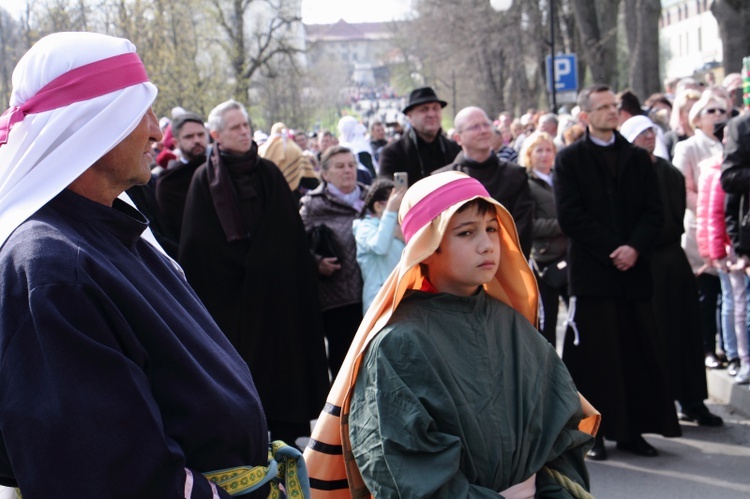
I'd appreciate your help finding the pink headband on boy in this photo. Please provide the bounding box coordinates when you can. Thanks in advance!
[0,52,149,146]
[401,176,490,243]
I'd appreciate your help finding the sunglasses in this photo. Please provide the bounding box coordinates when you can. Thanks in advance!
[703,108,727,115]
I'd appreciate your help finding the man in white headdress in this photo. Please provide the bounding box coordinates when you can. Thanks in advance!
[0,32,275,498]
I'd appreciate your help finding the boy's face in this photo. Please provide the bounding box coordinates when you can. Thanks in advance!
[422,204,500,296]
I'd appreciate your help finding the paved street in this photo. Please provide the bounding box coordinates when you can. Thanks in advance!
[551,303,750,498]
[587,400,750,498]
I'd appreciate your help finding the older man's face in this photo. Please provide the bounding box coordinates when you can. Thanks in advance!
[212,108,252,155]
[91,108,162,191]
[407,102,443,140]
[455,109,493,158]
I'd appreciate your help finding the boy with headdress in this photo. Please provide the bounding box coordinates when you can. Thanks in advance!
[305,171,598,498]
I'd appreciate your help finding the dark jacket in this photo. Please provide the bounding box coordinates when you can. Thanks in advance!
[155,157,204,249]
[652,156,686,248]
[553,129,663,299]
[720,112,750,193]
[528,170,566,266]
[299,182,368,311]
[435,152,533,258]
[720,113,750,255]
[178,150,330,426]
[378,128,461,185]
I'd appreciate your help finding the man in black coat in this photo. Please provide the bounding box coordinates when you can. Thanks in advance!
[378,87,461,186]
[434,106,533,258]
[155,112,208,254]
[554,85,680,461]
[721,112,750,257]
[178,100,330,445]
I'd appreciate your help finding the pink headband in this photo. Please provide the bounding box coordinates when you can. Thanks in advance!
[401,177,491,243]
[0,52,149,146]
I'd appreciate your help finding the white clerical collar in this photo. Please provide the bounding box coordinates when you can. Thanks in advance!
[589,132,616,147]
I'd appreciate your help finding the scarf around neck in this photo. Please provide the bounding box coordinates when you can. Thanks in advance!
[207,142,259,242]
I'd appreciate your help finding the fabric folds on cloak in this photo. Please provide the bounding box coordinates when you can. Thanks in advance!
[179,151,330,427]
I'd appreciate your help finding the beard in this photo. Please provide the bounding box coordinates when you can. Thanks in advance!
[183,145,206,162]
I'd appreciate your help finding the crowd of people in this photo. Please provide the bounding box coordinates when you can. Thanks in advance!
[1,29,749,499]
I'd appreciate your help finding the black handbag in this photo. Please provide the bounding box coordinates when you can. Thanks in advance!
[535,257,568,288]
[310,223,342,261]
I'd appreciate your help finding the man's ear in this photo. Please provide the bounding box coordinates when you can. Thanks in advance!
[578,111,589,127]
[210,129,220,142]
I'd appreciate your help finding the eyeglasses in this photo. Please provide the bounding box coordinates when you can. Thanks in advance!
[460,122,493,133]
[702,108,727,115]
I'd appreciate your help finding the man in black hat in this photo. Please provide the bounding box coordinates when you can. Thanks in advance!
[379,87,461,186]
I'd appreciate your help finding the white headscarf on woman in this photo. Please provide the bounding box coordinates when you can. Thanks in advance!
[337,115,377,175]
[0,32,158,249]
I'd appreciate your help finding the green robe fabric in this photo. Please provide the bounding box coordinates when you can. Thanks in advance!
[349,290,592,498]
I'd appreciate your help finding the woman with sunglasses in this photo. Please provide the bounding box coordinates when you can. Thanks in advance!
[674,91,732,372]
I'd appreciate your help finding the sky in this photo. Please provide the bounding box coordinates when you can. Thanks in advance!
[0,0,414,24]
[0,0,21,18]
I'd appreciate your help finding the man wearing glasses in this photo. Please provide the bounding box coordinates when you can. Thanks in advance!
[554,85,681,461]
[435,106,533,257]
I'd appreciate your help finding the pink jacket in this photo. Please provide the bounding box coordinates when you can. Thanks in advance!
[696,154,730,260]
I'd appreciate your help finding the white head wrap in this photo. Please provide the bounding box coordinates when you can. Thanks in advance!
[0,32,158,248]
[337,116,374,156]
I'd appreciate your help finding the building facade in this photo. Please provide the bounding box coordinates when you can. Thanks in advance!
[304,19,397,85]
[660,0,723,80]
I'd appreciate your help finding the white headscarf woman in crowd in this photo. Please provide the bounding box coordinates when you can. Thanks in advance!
[337,115,377,180]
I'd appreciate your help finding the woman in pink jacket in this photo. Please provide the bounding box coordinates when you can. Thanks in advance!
[696,152,749,383]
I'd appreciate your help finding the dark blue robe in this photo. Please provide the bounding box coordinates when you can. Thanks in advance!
[0,189,268,498]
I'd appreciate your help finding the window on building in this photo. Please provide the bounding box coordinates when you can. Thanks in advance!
[698,27,702,51]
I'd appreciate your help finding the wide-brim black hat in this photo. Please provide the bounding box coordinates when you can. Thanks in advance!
[402,87,448,114]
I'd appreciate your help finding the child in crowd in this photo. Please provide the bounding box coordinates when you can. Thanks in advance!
[304,171,599,498]
[352,179,406,313]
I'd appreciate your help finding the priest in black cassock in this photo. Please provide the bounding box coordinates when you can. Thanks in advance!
[179,99,330,445]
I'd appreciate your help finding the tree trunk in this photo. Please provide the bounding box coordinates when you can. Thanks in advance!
[624,0,661,100]
[569,0,620,87]
[711,0,750,74]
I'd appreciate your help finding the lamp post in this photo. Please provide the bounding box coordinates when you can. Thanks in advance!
[490,0,556,113]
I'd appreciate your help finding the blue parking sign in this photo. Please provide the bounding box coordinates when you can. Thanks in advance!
[546,54,578,92]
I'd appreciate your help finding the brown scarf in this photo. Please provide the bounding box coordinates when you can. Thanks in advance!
[207,141,259,242]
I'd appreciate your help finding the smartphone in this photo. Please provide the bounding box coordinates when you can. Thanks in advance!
[394,172,408,188]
